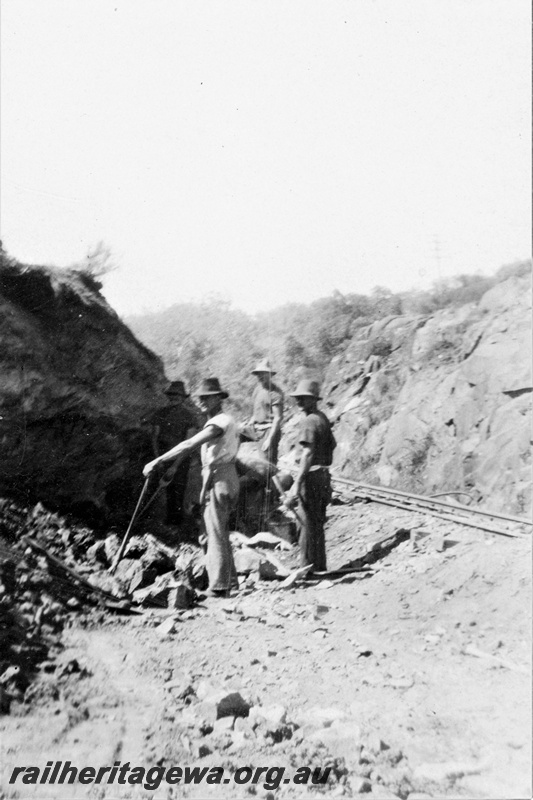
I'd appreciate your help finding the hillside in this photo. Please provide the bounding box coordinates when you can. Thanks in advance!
[322,273,532,515]
[0,254,531,799]
[0,260,182,524]
[127,264,532,516]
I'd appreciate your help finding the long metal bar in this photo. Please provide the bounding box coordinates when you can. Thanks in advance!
[332,474,532,528]
[110,463,181,574]
[110,476,152,574]
[332,482,529,538]
[22,535,121,600]
[368,495,524,538]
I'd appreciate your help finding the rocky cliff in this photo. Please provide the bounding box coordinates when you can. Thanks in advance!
[2,258,530,523]
[323,273,532,516]
[0,261,173,524]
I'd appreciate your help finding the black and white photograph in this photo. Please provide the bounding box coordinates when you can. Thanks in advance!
[0,1,531,798]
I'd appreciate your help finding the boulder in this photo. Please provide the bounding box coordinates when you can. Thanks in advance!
[196,680,218,700]
[104,534,121,563]
[249,704,287,729]
[350,777,372,793]
[236,442,271,485]
[167,583,194,609]
[297,706,346,730]
[197,690,251,722]
[113,557,147,593]
[155,618,176,637]
[123,536,148,558]
[213,716,235,733]
[131,571,194,607]
[305,719,362,767]
[234,547,262,575]
[86,540,107,564]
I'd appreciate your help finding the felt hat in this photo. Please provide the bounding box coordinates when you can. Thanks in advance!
[197,377,229,399]
[164,380,189,398]
[289,379,322,399]
[251,359,276,375]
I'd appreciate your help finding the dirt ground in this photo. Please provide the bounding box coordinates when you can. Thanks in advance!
[1,501,531,800]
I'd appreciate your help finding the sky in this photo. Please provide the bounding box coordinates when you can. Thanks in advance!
[1,0,531,317]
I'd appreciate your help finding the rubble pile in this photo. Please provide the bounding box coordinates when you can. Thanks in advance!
[90,532,207,604]
[0,488,317,721]
[1,491,530,797]
[149,670,415,797]
[0,500,76,712]
[0,491,310,714]
[0,496,210,710]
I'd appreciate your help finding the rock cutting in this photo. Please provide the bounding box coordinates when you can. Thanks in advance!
[0,254,531,799]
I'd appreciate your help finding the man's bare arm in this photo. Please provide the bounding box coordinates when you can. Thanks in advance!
[143,425,222,476]
[285,442,314,506]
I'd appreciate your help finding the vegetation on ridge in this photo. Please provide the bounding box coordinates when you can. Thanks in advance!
[126,260,531,415]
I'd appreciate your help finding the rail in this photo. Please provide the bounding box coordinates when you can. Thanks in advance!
[331,474,532,539]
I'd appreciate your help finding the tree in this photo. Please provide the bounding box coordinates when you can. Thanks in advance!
[72,241,118,279]
[370,286,402,317]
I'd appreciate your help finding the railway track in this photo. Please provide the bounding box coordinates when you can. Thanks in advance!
[331,474,532,539]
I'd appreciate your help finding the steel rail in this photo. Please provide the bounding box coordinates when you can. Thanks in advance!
[335,491,525,538]
[430,491,473,502]
[331,476,531,538]
[331,474,532,528]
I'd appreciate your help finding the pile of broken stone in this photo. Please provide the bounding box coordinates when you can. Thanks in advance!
[0,499,79,711]
[0,498,203,710]
[150,675,412,798]
[0,497,299,712]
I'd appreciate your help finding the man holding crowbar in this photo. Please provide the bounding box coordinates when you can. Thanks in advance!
[143,378,240,598]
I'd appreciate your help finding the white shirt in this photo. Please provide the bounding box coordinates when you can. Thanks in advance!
[201,412,239,468]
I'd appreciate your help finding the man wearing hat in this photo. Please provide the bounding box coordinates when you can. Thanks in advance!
[285,379,336,573]
[249,359,284,466]
[144,380,200,527]
[144,378,239,597]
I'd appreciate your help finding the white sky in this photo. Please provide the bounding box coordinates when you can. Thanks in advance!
[1,1,531,316]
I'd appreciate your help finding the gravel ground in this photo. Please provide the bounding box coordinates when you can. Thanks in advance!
[0,501,531,799]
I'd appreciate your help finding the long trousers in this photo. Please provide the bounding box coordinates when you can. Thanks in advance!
[297,470,331,572]
[204,462,239,591]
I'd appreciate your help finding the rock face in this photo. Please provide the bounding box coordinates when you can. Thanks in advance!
[0,261,180,524]
[323,273,532,515]
[2,259,530,523]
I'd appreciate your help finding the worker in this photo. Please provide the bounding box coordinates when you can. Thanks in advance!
[144,380,199,527]
[143,377,239,597]
[285,379,336,573]
[249,359,284,466]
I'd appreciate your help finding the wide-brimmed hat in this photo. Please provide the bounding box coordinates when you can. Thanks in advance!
[164,380,189,398]
[251,358,276,375]
[290,379,322,399]
[197,377,229,399]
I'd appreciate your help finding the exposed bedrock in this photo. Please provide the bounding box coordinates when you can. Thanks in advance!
[0,262,180,525]
[323,274,532,515]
